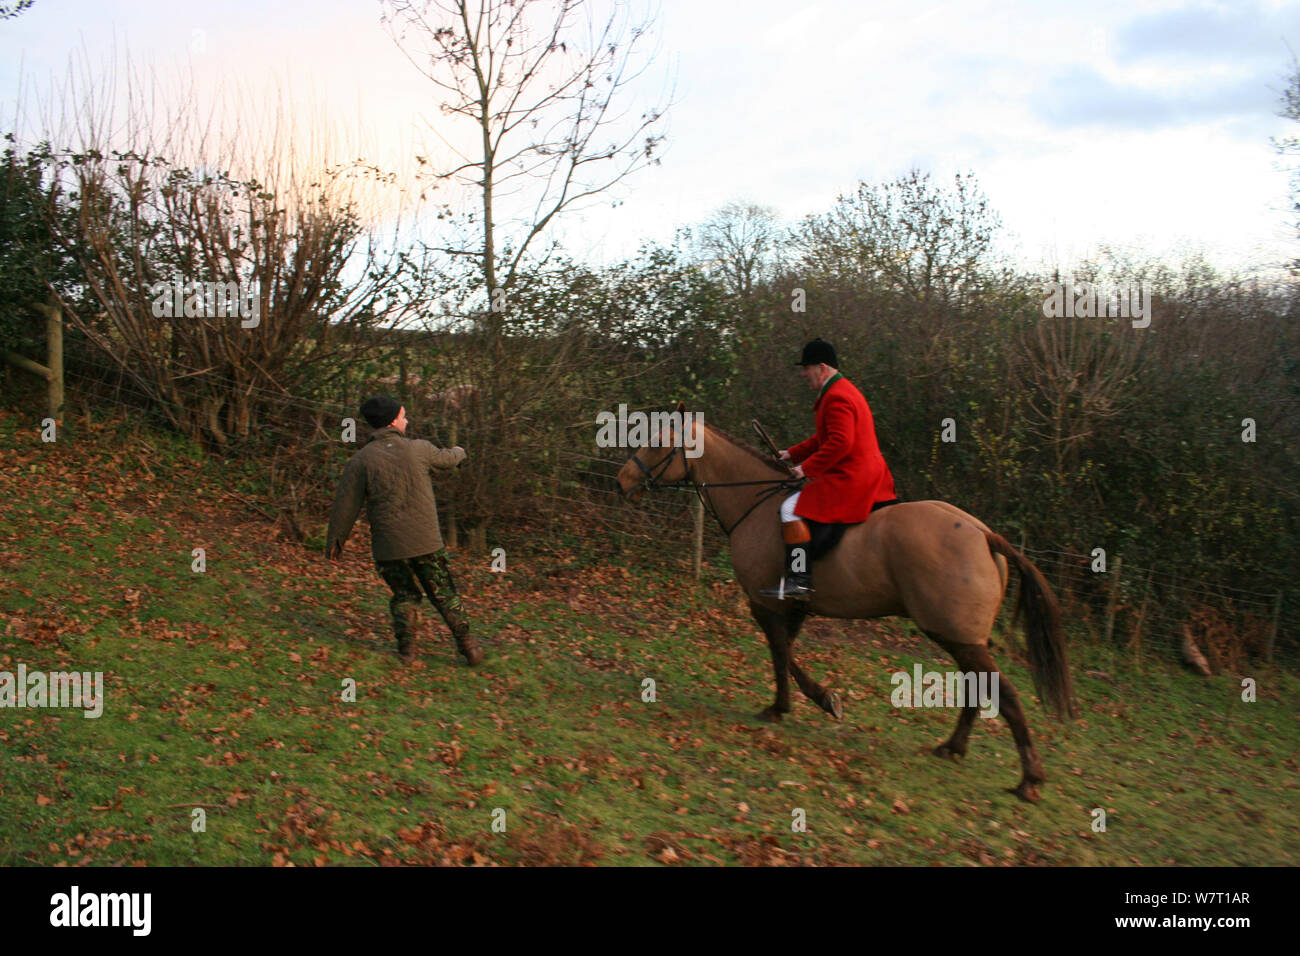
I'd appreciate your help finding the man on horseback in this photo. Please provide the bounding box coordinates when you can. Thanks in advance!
[761,338,899,600]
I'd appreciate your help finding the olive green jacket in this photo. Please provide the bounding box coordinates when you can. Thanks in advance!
[326,426,466,561]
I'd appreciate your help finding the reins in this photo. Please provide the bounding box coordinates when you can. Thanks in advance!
[627,444,804,536]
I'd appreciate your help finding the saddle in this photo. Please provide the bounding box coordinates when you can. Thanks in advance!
[804,498,901,562]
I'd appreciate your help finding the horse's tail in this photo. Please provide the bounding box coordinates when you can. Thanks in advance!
[985,532,1078,720]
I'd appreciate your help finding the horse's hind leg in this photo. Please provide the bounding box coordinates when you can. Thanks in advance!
[748,600,792,722]
[934,705,978,758]
[926,634,979,758]
[997,668,1048,803]
[947,641,1047,802]
[785,609,843,719]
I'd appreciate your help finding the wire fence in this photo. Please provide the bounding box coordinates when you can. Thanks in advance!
[1015,546,1288,671]
[10,339,1292,672]
[547,447,1296,669]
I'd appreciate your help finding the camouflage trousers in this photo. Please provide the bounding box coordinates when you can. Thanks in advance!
[376,550,470,654]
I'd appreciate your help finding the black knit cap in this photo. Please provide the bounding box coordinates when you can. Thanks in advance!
[795,338,838,368]
[360,395,402,429]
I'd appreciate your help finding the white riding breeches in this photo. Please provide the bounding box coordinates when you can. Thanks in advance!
[780,491,801,523]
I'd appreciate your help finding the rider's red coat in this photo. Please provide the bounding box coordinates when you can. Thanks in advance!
[786,375,896,524]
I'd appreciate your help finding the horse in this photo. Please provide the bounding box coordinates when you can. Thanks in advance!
[615,403,1077,803]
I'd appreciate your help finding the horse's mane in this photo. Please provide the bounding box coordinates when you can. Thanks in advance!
[705,422,786,471]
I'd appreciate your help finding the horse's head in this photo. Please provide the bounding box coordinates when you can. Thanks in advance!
[615,401,701,503]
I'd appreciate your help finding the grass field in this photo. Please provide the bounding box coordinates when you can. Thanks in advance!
[1,406,1297,865]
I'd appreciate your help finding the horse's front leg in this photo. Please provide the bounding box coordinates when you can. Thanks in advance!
[783,606,842,719]
[749,600,791,721]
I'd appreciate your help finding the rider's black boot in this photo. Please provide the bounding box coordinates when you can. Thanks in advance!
[760,543,814,601]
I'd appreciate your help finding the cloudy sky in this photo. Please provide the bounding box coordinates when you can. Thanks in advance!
[3,0,1298,276]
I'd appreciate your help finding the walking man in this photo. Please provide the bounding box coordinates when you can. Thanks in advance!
[761,339,898,600]
[326,395,484,666]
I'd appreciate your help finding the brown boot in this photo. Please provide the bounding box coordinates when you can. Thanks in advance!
[393,603,421,663]
[435,599,484,666]
[453,623,485,667]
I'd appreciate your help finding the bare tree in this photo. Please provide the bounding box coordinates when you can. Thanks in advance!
[382,0,668,348]
[0,1,35,22]
[1274,54,1300,272]
[1016,303,1142,479]
[695,200,780,299]
[380,0,670,543]
[792,169,1000,308]
[30,54,425,447]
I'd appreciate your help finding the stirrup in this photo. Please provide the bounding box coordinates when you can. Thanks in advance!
[759,577,814,601]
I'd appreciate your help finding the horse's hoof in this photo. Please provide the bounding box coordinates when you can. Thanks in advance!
[932,743,963,760]
[826,692,843,720]
[755,705,785,723]
[1009,781,1042,803]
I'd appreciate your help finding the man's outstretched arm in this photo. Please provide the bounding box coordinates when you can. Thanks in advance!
[424,442,467,471]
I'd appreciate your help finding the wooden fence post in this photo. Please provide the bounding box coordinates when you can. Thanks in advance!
[2,298,64,423]
[446,420,459,549]
[1104,556,1122,644]
[1267,592,1282,663]
[550,447,561,537]
[45,300,63,422]
[692,494,704,579]
[1130,572,1153,673]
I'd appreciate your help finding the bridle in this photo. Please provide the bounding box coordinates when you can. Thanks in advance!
[627,444,686,490]
[626,446,804,537]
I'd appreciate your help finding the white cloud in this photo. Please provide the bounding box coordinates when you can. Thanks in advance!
[2,0,1297,274]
